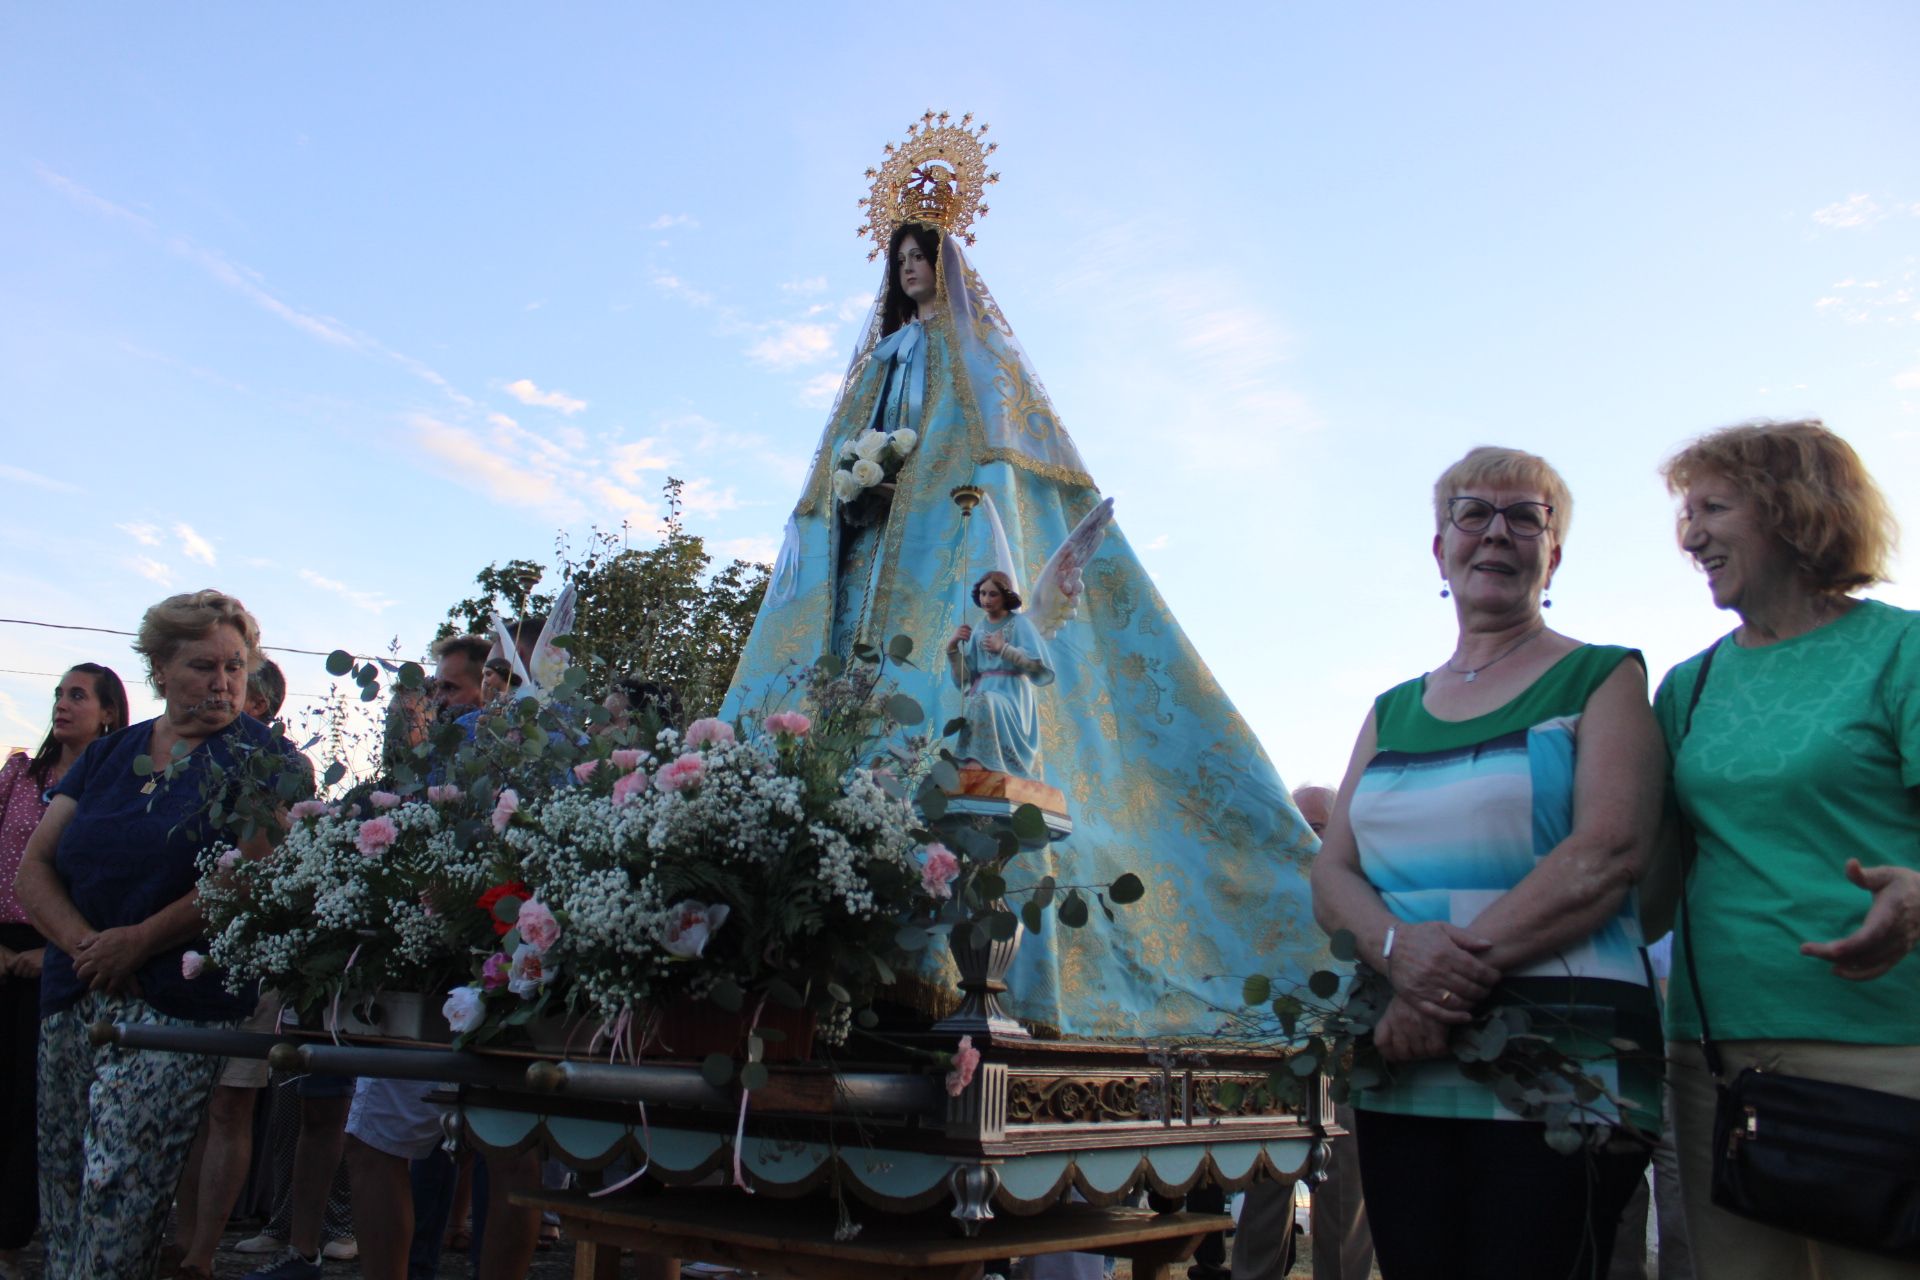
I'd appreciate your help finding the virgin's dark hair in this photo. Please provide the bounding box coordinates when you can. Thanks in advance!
[880,223,943,337]
[29,663,131,787]
[971,570,1023,612]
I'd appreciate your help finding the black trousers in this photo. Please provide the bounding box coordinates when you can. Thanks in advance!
[0,922,45,1251]
[1355,1109,1647,1280]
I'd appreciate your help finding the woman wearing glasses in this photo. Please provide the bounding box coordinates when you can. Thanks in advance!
[1310,446,1667,1278]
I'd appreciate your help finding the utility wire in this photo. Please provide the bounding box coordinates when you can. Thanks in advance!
[0,617,409,664]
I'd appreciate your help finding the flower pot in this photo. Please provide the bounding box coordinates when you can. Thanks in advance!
[650,998,816,1062]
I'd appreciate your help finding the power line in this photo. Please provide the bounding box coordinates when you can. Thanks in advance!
[0,669,335,700]
[0,617,410,664]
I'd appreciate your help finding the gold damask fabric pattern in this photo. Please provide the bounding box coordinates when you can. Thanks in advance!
[723,241,1320,1037]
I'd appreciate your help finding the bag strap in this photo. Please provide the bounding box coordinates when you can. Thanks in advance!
[1676,639,1725,1079]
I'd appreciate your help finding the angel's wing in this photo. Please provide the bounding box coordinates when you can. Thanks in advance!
[1027,497,1116,639]
[524,582,577,697]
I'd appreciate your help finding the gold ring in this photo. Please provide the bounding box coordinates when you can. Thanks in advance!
[1441,990,1454,1006]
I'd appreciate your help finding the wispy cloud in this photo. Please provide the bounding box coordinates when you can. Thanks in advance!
[504,378,588,415]
[118,521,162,546]
[647,214,699,231]
[0,464,80,494]
[1812,269,1917,326]
[1142,534,1170,551]
[798,372,842,408]
[609,439,672,486]
[127,555,173,587]
[175,522,217,566]
[712,534,781,565]
[747,321,835,370]
[782,276,828,294]
[1812,194,1886,229]
[298,569,396,613]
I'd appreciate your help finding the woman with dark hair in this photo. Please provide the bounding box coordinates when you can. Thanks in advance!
[1654,419,1918,1279]
[946,569,1055,778]
[0,663,128,1277]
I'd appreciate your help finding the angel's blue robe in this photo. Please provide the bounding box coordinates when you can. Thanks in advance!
[722,237,1321,1037]
[949,611,1053,777]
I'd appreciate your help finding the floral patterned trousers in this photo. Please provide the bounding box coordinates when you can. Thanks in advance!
[37,993,226,1280]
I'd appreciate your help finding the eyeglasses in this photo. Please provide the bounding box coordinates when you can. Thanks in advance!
[1447,497,1554,539]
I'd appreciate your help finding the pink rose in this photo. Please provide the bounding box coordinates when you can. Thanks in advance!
[427,784,463,805]
[481,952,511,991]
[289,799,332,822]
[945,1035,981,1097]
[181,950,206,980]
[653,754,705,793]
[660,901,731,959]
[572,759,600,783]
[684,717,735,749]
[216,848,241,872]
[612,769,649,808]
[764,711,811,737]
[920,844,961,900]
[369,790,402,809]
[490,789,520,835]
[516,898,561,953]
[611,748,644,770]
[355,815,399,857]
[507,942,553,998]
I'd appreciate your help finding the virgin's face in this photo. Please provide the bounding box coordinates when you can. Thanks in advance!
[1432,486,1561,616]
[51,671,111,746]
[1678,472,1796,614]
[897,237,936,309]
[977,581,1007,616]
[157,625,249,733]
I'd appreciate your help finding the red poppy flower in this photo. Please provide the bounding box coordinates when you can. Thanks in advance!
[475,881,531,936]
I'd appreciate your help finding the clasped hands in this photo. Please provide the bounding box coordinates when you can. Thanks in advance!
[1374,920,1499,1063]
[71,925,149,996]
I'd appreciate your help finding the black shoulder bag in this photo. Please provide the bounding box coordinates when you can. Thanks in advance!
[1677,639,1920,1257]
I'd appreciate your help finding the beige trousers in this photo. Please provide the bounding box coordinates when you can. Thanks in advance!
[1668,1039,1920,1280]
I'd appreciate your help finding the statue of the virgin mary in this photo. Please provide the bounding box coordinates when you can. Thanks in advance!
[723,114,1319,1038]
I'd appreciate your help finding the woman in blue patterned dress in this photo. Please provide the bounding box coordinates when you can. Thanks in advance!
[1309,446,1667,1279]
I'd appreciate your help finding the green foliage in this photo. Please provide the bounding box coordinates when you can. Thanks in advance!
[437,478,770,721]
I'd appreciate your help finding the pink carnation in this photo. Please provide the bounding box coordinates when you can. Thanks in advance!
[481,952,511,991]
[654,754,705,793]
[216,848,242,872]
[612,769,649,808]
[369,790,402,809]
[684,717,735,749]
[920,844,961,900]
[490,788,520,835]
[764,711,812,737]
[427,784,463,805]
[516,898,561,953]
[355,815,399,857]
[289,799,332,822]
[181,950,206,980]
[660,901,730,959]
[572,759,600,783]
[945,1035,981,1097]
[611,748,644,770]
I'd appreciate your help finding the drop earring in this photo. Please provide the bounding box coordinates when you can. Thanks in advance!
[1543,586,1553,609]
[1440,586,1451,599]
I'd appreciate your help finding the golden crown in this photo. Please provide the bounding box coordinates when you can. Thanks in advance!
[856,110,1000,260]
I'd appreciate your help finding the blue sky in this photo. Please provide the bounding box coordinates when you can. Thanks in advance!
[3,2,1916,786]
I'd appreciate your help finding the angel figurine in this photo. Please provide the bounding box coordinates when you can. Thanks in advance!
[946,570,1054,778]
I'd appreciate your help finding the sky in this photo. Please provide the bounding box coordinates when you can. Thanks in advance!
[2,2,1917,787]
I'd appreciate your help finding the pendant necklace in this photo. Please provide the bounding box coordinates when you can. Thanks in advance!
[1447,625,1546,684]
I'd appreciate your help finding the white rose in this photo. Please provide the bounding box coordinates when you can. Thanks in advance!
[889,428,918,456]
[832,469,862,502]
[839,442,858,461]
[853,430,890,461]
[442,985,485,1034]
[851,458,884,488]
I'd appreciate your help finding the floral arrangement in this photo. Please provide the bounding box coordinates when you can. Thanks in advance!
[831,427,918,527]
[195,786,509,1018]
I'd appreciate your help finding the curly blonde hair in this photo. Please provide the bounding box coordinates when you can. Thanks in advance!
[1432,446,1573,544]
[134,589,265,695]
[1661,419,1897,595]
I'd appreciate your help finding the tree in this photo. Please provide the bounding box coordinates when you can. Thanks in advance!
[438,478,770,721]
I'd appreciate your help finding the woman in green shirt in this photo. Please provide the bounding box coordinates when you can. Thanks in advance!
[1656,419,1920,1280]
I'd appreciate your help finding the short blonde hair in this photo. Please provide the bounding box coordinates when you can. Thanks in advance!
[134,589,264,695]
[1662,419,1897,595]
[1432,446,1573,544]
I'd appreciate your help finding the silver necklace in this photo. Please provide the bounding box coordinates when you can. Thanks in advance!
[1447,625,1545,683]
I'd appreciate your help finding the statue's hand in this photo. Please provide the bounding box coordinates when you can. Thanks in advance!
[983,632,1006,655]
[949,626,972,652]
